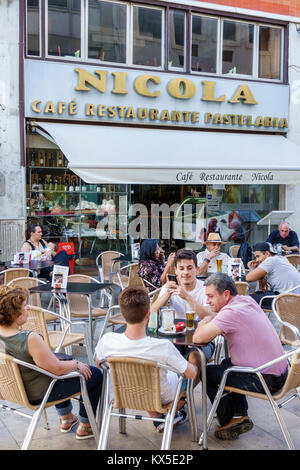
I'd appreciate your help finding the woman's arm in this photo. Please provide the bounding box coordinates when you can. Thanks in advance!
[20,241,32,253]
[160,252,176,285]
[27,332,91,380]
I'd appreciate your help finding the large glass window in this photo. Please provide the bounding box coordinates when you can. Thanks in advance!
[88,0,127,63]
[168,10,185,70]
[259,26,281,80]
[191,15,218,73]
[27,0,40,56]
[222,20,254,75]
[132,6,163,67]
[47,0,81,57]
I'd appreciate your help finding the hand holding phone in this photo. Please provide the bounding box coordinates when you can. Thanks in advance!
[168,274,178,284]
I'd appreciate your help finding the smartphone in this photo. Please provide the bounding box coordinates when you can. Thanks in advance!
[168,274,178,284]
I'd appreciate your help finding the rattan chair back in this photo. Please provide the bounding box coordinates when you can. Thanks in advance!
[128,263,144,288]
[229,245,240,258]
[98,251,122,282]
[67,274,91,315]
[3,268,30,284]
[235,281,248,296]
[108,356,171,414]
[273,293,300,345]
[286,254,300,269]
[20,305,51,348]
[0,352,33,409]
[8,277,41,307]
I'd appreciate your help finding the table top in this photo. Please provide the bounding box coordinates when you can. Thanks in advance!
[112,255,138,263]
[5,260,54,271]
[29,281,112,294]
[148,318,209,347]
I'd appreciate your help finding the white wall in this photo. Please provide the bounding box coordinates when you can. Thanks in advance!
[0,0,25,259]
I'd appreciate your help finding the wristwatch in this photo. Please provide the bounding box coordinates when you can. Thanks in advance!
[203,258,210,264]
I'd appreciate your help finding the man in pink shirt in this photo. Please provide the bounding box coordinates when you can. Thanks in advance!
[193,273,288,441]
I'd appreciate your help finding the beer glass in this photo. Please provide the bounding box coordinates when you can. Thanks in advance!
[186,311,195,330]
[216,259,223,272]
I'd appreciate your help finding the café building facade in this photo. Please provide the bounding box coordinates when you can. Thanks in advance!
[1,0,300,261]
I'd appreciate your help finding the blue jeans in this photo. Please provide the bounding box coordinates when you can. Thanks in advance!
[30,366,103,424]
[206,358,288,426]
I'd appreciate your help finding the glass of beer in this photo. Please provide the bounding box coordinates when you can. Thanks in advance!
[216,259,223,272]
[186,311,195,330]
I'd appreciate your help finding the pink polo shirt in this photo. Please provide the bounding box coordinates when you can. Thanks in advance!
[212,295,288,376]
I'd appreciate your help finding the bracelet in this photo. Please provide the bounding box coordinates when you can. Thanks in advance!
[75,361,80,372]
[203,258,210,264]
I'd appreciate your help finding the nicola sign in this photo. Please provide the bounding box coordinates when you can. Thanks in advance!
[25,59,289,132]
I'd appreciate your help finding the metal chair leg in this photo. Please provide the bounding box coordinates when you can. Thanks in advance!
[119,408,126,434]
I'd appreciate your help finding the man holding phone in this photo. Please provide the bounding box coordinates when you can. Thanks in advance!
[151,248,211,319]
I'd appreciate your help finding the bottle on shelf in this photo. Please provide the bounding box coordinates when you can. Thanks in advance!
[54,176,59,191]
[30,151,36,167]
[48,175,53,191]
[63,173,68,191]
[44,175,49,191]
[58,151,63,168]
[32,174,39,191]
[39,151,44,167]
[38,174,43,191]
[82,180,87,192]
[68,175,74,192]
[75,176,80,192]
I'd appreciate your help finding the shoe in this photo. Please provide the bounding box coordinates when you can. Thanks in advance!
[75,424,94,440]
[155,409,188,433]
[214,416,253,440]
[60,415,78,433]
[153,414,165,433]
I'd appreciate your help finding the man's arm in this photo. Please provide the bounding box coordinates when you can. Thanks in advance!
[183,362,197,380]
[246,266,267,282]
[150,283,175,312]
[193,317,222,344]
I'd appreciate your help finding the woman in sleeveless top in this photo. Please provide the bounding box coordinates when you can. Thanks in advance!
[0,286,103,440]
[138,239,175,292]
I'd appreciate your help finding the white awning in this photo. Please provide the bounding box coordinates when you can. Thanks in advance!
[33,122,300,185]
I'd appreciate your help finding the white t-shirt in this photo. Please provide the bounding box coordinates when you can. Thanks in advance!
[259,255,300,293]
[95,332,188,404]
[197,249,245,274]
[158,279,207,318]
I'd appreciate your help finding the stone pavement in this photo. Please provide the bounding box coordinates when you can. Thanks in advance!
[0,291,299,451]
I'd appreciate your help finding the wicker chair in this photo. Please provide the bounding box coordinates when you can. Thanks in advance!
[272,293,300,346]
[199,346,300,450]
[98,356,197,450]
[286,254,300,269]
[96,251,128,285]
[229,245,240,258]
[0,352,98,450]
[7,277,57,322]
[20,305,86,354]
[0,268,32,284]
[234,281,249,296]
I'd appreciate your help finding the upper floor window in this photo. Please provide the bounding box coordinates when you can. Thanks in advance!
[47,0,81,57]
[25,0,285,82]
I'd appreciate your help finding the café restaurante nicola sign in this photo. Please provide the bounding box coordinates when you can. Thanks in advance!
[25,60,289,131]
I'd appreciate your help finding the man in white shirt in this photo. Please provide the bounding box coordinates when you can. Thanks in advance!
[197,233,230,275]
[95,286,197,432]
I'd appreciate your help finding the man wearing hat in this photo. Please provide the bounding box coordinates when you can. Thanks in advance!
[197,233,231,275]
[246,242,300,308]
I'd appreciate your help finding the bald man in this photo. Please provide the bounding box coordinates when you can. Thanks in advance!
[266,221,299,253]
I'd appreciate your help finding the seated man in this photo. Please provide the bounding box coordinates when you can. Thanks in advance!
[95,286,197,432]
[193,273,288,441]
[150,248,215,376]
[266,221,299,253]
[246,242,300,308]
[197,233,245,276]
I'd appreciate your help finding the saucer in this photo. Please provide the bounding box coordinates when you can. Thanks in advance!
[158,326,186,336]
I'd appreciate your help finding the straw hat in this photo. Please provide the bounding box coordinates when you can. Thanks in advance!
[204,233,227,245]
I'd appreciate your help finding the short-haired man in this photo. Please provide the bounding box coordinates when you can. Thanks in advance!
[266,221,299,253]
[95,286,198,432]
[150,248,215,379]
[193,273,288,440]
[246,242,300,308]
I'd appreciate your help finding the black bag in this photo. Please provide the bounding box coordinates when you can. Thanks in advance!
[237,242,254,268]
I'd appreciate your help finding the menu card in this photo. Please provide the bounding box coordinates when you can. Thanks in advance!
[13,252,30,265]
[51,265,69,289]
[228,257,242,279]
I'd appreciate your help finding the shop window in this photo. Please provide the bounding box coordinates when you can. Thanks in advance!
[168,10,185,70]
[222,20,254,75]
[26,0,40,56]
[88,0,127,63]
[191,15,218,73]
[259,26,281,80]
[47,0,81,58]
[132,5,163,67]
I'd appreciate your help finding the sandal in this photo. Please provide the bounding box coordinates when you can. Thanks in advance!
[60,415,78,433]
[76,423,94,440]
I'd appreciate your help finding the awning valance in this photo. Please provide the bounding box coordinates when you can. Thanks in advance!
[33,122,300,185]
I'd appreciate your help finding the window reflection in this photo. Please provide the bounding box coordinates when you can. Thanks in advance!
[191,15,218,73]
[27,0,40,56]
[88,0,127,63]
[222,20,253,75]
[48,0,81,57]
[168,10,185,69]
[133,6,162,67]
[259,26,281,79]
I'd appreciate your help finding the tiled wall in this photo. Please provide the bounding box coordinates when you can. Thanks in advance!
[196,1,300,17]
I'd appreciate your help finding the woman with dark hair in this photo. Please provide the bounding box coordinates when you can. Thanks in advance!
[138,239,175,292]
[20,224,69,280]
[0,286,102,439]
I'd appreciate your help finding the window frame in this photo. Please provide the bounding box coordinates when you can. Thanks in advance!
[257,23,284,82]
[26,0,42,58]
[168,8,186,72]
[190,12,220,76]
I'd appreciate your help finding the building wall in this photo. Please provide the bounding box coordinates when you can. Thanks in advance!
[0,0,25,261]
[195,0,300,17]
